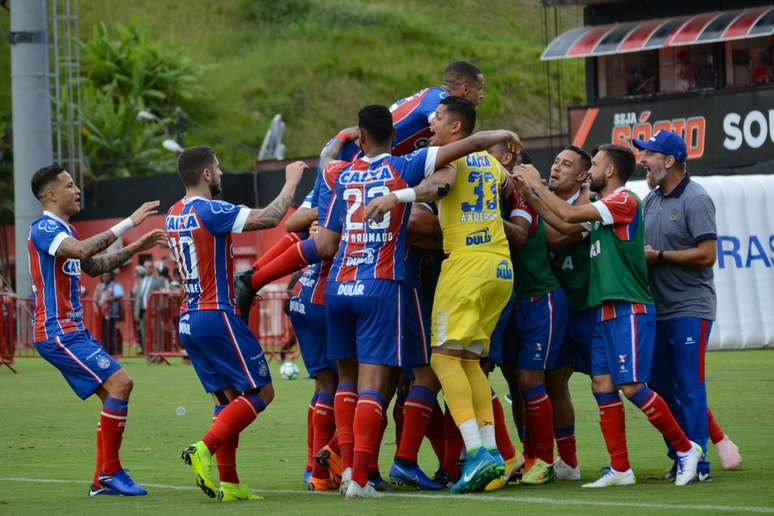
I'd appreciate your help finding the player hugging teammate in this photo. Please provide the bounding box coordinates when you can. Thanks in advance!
[28,60,740,502]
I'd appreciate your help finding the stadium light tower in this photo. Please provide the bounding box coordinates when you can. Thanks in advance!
[10,0,53,296]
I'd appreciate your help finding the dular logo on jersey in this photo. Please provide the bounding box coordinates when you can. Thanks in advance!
[62,258,81,277]
[166,213,200,232]
[466,228,492,246]
[345,248,376,266]
[337,281,365,296]
[496,260,512,280]
[339,165,395,184]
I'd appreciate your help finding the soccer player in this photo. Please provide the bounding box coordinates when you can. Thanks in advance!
[514,144,703,487]
[637,130,742,478]
[316,104,520,498]
[28,164,166,496]
[541,146,593,480]
[285,174,340,492]
[167,146,305,501]
[367,97,519,494]
[236,61,485,303]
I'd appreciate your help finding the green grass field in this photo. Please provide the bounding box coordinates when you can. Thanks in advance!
[1,350,773,515]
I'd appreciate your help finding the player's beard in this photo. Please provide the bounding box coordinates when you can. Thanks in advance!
[646,165,667,190]
[209,178,222,196]
[589,175,606,193]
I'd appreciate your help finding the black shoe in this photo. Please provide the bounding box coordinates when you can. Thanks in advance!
[431,467,457,489]
[234,270,256,324]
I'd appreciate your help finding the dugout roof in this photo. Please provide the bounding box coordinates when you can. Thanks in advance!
[541,5,774,60]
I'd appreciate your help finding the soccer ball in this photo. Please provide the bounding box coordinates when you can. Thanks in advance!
[280,361,300,380]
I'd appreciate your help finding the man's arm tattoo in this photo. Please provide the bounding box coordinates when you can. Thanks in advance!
[243,192,294,230]
[81,245,137,277]
[56,230,117,260]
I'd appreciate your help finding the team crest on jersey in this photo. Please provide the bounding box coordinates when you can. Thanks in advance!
[210,200,237,213]
[38,219,62,233]
[96,355,111,370]
[345,248,376,266]
[166,213,200,232]
[496,260,513,280]
[339,165,395,184]
[62,258,81,277]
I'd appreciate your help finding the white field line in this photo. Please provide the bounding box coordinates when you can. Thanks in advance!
[1,477,773,514]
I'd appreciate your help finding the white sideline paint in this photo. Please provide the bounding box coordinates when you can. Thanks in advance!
[2,476,774,513]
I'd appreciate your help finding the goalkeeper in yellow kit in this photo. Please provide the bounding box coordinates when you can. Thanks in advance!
[366,96,518,493]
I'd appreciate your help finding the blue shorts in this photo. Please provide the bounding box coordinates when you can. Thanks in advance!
[591,307,655,385]
[553,308,595,375]
[35,331,122,400]
[487,290,516,367]
[514,288,568,371]
[288,297,334,376]
[402,286,431,368]
[179,310,272,393]
[325,280,404,367]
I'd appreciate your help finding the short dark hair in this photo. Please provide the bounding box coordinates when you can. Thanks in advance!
[444,61,482,85]
[564,145,591,172]
[439,96,476,136]
[31,164,67,199]
[598,143,636,182]
[177,146,216,187]
[358,105,393,144]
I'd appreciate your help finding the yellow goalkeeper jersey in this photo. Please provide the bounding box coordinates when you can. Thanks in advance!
[438,150,510,258]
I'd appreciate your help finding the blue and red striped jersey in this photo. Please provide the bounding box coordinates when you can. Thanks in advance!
[390,86,447,156]
[298,170,331,306]
[319,147,438,284]
[165,197,250,314]
[28,211,85,341]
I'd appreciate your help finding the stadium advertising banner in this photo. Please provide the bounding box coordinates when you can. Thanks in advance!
[569,88,774,173]
[628,176,774,350]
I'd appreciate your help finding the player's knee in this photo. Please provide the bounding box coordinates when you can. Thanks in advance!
[258,384,275,406]
[518,369,544,389]
[618,383,642,398]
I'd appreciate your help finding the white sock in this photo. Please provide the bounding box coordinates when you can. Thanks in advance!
[480,424,496,450]
[459,418,483,452]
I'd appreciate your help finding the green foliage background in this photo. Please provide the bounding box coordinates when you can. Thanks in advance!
[0,1,586,173]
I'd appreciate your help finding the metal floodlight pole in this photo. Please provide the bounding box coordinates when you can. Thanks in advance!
[11,0,54,296]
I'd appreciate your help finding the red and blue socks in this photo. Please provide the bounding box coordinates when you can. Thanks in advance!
[352,391,385,487]
[251,238,320,290]
[707,407,725,444]
[627,386,691,453]
[426,400,445,464]
[492,390,517,461]
[396,385,436,466]
[251,232,302,271]
[524,385,554,464]
[93,422,103,485]
[203,393,266,453]
[100,396,128,476]
[312,392,336,480]
[334,384,358,471]
[555,426,577,468]
[442,405,464,478]
[594,391,630,472]
[392,389,407,454]
[212,405,239,484]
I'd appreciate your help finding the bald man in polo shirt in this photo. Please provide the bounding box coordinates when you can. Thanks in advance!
[637,131,742,482]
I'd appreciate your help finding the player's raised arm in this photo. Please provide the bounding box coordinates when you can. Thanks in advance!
[433,129,522,170]
[243,161,307,231]
[81,229,168,277]
[514,164,598,228]
[319,127,358,170]
[56,200,160,260]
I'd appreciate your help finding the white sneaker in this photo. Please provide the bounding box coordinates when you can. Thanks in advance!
[715,436,742,470]
[554,458,581,480]
[675,441,702,486]
[582,468,635,488]
[339,467,352,495]
[345,480,384,499]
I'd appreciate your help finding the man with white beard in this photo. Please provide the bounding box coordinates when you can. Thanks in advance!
[637,130,742,482]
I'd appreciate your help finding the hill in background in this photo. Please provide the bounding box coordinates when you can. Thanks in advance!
[0,0,585,171]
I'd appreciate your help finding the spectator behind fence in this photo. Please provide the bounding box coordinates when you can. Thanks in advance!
[94,272,125,356]
[135,259,167,361]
